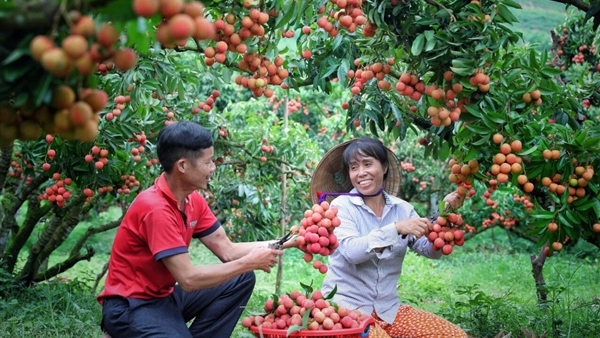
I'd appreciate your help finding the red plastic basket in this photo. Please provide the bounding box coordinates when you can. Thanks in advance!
[249,317,373,338]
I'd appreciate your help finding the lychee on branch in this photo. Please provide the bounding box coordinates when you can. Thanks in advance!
[216,139,309,174]
[172,44,245,74]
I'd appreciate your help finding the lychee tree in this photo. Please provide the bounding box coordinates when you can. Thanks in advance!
[1,0,600,293]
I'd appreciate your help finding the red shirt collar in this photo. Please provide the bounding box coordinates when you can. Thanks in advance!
[155,173,180,208]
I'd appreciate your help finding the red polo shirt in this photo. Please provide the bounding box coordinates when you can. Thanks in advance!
[97,173,219,304]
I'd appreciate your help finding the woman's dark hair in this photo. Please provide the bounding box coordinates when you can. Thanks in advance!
[156,121,214,173]
[342,137,390,180]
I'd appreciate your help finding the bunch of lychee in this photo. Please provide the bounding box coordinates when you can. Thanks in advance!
[292,201,341,274]
[347,59,394,96]
[135,0,215,48]
[426,213,466,255]
[39,174,74,208]
[191,90,220,114]
[30,15,137,78]
[235,53,289,97]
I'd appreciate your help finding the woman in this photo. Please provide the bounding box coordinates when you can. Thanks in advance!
[311,137,467,338]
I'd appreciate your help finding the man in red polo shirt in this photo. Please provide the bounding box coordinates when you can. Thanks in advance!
[98,121,289,338]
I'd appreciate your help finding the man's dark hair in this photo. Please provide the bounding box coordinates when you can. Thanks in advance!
[156,121,214,173]
[342,137,390,180]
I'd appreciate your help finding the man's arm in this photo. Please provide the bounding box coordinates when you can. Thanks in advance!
[200,226,284,262]
[162,246,281,292]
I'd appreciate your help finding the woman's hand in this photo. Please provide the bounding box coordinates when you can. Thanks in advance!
[443,191,465,210]
[394,218,431,238]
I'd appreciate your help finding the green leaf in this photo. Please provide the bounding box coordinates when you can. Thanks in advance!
[529,49,539,69]
[275,1,297,29]
[177,81,185,100]
[531,211,555,220]
[502,0,523,9]
[540,67,563,77]
[516,145,538,156]
[299,281,313,295]
[592,199,600,218]
[465,124,490,135]
[286,325,305,335]
[390,104,402,121]
[438,141,450,161]
[337,59,350,86]
[319,63,338,80]
[450,67,472,76]
[411,34,425,56]
[325,285,337,299]
[564,210,579,225]
[496,4,519,23]
[573,196,594,210]
[425,38,437,52]
[558,213,572,228]
[2,48,27,65]
[95,0,136,20]
[464,104,483,118]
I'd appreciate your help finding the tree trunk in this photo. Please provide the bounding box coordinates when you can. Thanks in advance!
[32,194,86,277]
[16,193,85,284]
[0,144,14,191]
[3,194,52,274]
[0,192,18,261]
[530,244,548,304]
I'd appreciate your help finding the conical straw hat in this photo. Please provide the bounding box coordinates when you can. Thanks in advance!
[310,140,402,204]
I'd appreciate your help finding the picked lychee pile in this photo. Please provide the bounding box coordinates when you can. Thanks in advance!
[241,289,372,332]
[426,213,466,255]
[293,201,341,274]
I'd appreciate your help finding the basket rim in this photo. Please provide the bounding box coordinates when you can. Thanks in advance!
[249,316,373,337]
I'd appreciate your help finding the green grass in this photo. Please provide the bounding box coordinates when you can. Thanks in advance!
[510,0,566,50]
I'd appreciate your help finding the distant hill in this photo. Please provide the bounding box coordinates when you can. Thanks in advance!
[509,0,567,50]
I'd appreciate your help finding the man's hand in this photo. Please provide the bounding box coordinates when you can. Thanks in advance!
[394,217,431,238]
[243,246,283,273]
[443,191,465,210]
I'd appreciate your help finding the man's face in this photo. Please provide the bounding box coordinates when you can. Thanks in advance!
[185,146,216,191]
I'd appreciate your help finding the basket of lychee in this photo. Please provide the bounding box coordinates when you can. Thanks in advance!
[242,286,374,338]
[291,201,341,275]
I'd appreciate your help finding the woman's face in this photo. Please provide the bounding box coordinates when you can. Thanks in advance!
[347,153,388,195]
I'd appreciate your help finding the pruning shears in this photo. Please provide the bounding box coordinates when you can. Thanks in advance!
[268,230,295,250]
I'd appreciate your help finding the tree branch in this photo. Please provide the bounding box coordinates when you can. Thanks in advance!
[215,139,310,174]
[93,261,109,294]
[550,0,590,12]
[33,246,95,282]
[69,217,122,257]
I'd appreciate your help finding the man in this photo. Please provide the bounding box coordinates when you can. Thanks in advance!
[98,121,288,337]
